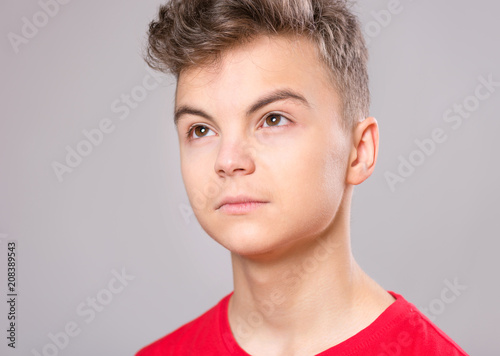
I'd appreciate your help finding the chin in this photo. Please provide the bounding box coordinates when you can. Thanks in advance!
[228,241,279,258]
[205,222,286,258]
[231,236,311,262]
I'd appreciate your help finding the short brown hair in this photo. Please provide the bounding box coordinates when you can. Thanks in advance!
[145,0,369,132]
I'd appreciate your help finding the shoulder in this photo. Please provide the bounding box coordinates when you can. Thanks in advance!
[327,291,469,356]
[375,291,469,355]
[135,292,233,356]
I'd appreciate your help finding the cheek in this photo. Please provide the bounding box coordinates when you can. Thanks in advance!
[277,128,347,215]
[319,133,349,200]
[181,156,215,213]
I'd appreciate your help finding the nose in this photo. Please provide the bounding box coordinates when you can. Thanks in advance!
[214,137,256,177]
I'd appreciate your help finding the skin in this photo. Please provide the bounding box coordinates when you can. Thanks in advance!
[174,34,395,356]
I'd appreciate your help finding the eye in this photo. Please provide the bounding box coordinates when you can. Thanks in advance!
[185,113,291,141]
[186,124,215,140]
[262,113,291,128]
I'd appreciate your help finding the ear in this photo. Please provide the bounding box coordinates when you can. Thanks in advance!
[346,117,379,185]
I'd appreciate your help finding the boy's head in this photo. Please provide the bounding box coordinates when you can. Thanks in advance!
[146,0,370,133]
[146,0,377,258]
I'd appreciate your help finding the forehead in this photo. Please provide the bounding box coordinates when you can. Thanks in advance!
[174,35,338,120]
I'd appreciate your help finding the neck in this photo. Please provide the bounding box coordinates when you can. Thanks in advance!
[227,191,394,355]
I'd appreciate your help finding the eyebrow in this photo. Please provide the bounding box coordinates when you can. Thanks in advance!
[173,88,311,127]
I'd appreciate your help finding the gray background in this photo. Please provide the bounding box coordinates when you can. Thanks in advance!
[1,0,498,355]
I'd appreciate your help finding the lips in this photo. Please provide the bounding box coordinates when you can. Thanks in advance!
[215,195,269,210]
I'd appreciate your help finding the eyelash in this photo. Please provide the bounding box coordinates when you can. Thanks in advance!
[185,112,291,141]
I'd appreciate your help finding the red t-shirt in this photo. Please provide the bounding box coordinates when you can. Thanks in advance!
[136,291,468,355]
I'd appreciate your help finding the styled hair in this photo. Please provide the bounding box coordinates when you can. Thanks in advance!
[145,0,370,132]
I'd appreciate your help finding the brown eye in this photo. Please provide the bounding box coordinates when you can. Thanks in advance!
[193,125,209,137]
[263,113,290,128]
[187,124,215,140]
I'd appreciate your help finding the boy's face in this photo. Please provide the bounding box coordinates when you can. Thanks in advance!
[175,35,353,258]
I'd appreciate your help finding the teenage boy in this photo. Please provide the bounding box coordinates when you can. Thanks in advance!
[136,0,468,355]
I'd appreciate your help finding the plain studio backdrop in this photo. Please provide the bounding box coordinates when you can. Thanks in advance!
[1,0,498,355]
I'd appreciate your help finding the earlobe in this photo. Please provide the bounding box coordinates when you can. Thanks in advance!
[346,117,379,185]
